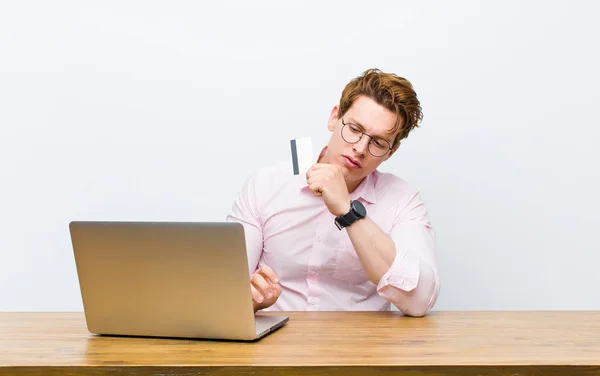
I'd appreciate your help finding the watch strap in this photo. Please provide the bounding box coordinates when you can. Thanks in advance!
[341,208,359,225]
[334,204,359,230]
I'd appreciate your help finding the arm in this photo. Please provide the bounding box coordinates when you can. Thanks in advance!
[354,192,439,317]
[226,173,281,312]
[306,163,439,317]
[226,173,264,275]
[345,216,395,285]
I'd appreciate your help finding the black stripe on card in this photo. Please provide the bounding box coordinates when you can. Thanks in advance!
[290,139,299,175]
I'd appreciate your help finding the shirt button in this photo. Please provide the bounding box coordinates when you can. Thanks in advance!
[308,297,317,305]
[315,235,323,242]
[308,269,317,276]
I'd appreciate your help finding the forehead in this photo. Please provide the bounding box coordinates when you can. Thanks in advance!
[345,96,399,137]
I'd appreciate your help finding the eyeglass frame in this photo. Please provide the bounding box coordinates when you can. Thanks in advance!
[340,118,393,157]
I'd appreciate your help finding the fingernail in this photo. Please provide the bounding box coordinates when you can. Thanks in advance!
[257,296,263,303]
[274,278,279,283]
[267,292,273,299]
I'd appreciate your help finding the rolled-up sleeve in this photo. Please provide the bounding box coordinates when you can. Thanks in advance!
[376,192,440,317]
[225,172,264,275]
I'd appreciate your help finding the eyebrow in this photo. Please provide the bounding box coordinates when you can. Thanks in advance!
[347,117,392,143]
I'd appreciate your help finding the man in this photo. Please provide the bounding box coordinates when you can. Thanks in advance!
[226,68,439,317]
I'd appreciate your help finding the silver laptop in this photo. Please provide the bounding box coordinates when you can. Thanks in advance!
[69,221,288,341]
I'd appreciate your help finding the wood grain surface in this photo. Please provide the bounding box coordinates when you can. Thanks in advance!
[1,310,599,375]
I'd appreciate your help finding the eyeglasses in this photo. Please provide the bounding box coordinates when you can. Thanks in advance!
[341,118,393,157]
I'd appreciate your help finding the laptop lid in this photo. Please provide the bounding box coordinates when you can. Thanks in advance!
[69,221,286,341]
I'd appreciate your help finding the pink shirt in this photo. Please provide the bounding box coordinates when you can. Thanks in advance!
[226,153,440,316]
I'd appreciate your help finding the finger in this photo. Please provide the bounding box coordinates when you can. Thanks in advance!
[311,171,334,185]
[313,163,338,175]
[259,265,280,284]
[307,172,326,185]
[252,273,274,299]
[309,183,323,196]
[272,284,282,298]
[305,163,318,178]
[307,174,329,195]
[250,284,265,304]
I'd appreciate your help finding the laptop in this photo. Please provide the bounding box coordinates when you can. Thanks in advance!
[69,221,288,341]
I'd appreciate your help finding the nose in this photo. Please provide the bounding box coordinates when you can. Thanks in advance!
[352,135,370,156]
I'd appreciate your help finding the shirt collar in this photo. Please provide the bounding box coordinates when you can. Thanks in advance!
[350,170,377,204]
[299,146,377,204]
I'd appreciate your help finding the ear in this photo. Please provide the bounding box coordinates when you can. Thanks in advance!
[327,105,340,132]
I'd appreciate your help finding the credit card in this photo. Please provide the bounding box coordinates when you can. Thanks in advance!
[290,137,313,175]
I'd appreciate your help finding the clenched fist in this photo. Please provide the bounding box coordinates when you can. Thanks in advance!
[306,163,352,217]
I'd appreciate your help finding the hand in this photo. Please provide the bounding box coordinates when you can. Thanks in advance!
[306,163,351,216]
[250,265,282,312]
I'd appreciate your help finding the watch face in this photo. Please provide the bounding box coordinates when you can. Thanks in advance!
[351,200,367,218]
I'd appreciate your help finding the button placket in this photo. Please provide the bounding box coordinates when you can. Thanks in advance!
[305,209,333,309]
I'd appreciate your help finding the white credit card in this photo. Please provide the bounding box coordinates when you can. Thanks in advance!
[290,137,313,175]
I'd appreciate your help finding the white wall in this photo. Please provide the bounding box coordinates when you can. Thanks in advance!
[1,0,598,311]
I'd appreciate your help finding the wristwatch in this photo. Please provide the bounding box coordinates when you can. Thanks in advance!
[334,200,367,230]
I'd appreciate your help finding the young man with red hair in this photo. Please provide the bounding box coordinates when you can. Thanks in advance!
[227,68,439,317]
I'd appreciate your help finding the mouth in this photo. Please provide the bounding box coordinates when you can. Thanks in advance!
[343,155,362,168]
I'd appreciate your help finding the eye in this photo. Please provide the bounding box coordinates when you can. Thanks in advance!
[349,124,361,133]
[373,139,386,148]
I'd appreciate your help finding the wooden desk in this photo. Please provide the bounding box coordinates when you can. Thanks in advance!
[1,311,599,375]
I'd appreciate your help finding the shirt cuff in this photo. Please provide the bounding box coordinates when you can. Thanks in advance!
[376,250,420,292]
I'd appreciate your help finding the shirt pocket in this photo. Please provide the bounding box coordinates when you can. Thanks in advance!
[332,238,370,285]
